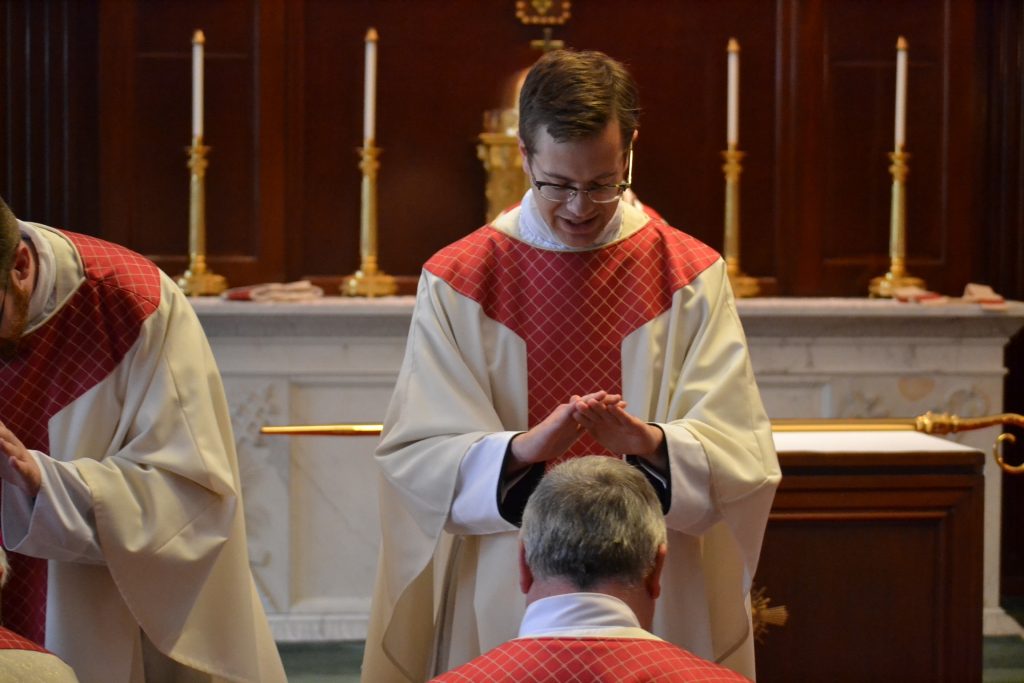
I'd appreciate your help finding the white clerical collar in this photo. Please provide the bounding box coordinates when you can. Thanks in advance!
[495,190,652,252]
[18,220,57,326]
[517,592,661,640]
[518,190,624,251]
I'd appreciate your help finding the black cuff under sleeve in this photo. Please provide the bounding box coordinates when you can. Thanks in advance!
[497,446,545,528]
[626,454,672,515]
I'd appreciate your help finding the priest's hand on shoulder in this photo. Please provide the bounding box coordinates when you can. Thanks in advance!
[0,421,41,497]
[572,394,667,468]
[506,397,586,475]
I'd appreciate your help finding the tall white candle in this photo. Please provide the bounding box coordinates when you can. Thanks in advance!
[363,28,378,143]
[192,30,204,139]
[727,38,740,147]
[894,36,908,148]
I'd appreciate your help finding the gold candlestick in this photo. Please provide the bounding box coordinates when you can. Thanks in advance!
[868,147,925,297]
[342,142,397,297]
[722,145,759,297]
[177,137,227,296]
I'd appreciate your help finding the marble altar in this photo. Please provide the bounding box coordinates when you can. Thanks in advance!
[191,296,1024,640]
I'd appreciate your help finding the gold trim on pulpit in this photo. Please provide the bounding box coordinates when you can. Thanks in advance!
[261,412,1024,474]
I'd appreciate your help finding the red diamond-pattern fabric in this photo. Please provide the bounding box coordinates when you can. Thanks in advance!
[0,625,47,654]
[431,637,751,682]
[0,230,159,645]
[425,220,718,462]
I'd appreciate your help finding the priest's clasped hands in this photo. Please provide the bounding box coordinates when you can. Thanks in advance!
[506,391,668,475]
[0,420,41,497]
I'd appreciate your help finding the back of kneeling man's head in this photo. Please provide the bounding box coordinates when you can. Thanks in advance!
[519,455,667,627]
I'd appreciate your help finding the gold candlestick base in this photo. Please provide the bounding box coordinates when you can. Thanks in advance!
[868,148,924,298]
[178,267,227,297]
[728,269,761,298]
[342,268,398,297]
[177,138,227,297]
[341,142,397,298]
[722,147,759,298]
[867,271,925,298]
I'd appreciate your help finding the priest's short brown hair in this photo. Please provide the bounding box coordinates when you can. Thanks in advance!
[518,49,640,157]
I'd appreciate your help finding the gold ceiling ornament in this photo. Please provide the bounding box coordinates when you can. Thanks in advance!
[751,585,789,642]
[516,0,571,26]
[261,411,1024,474]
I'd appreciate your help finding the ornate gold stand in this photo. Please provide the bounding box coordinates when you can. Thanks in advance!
[868,148,925,297]
[477,132,529,223]
[722,146,759,298]
[342,142,397,297]
[751,585,789,642]
[177,137,227,296]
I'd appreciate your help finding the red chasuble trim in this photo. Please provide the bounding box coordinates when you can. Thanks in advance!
[0,626,49,654]
[0,230,160,645]
[425,219,719,460]
[433,637,750,682]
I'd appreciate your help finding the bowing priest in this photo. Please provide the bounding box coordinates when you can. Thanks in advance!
[0,197,286,682]
[431,456,752,683]
[363,49,780,681]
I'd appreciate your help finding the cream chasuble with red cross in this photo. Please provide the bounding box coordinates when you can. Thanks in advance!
[0,224,285,683]
[364,195,780,682]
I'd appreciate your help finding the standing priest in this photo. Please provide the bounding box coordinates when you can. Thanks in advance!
[363,49,780,682]
[0,197,286,682]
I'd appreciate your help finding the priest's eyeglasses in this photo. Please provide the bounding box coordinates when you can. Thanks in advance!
[530,148,634,204]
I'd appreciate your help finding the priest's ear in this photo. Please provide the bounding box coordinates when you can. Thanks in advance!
[645,543,667,600]
[517,136,530,170]
[9,239,33,290]
[518,540,534,595]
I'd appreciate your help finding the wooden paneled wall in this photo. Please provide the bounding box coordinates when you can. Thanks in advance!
[5,0,1024,590]
[2,0,1010,297]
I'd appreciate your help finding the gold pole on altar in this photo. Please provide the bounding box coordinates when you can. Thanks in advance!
[177,138,227,296]
[260,412,1024,474]
[342,28,396,297]
[722,38,759,298]
[722,145,759,297]
[341,141,396,297]
[867,147,924,297]
[869,37,925,298]
[177,29,227,297]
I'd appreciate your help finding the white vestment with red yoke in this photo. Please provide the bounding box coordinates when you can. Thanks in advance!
[429,593,752,683]
[362,194,780,682]
[0,625,79,682]
[0,223,286,683]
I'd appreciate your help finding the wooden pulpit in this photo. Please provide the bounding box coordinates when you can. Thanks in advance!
[754,431,984,682]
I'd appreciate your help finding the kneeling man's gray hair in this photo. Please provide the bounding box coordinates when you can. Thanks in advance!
[521,455,666,590]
